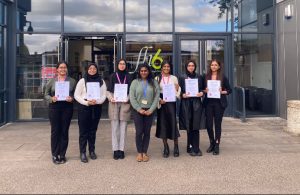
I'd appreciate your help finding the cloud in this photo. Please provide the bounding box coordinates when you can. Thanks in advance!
[24,34,60,54]
[23,0,227,33]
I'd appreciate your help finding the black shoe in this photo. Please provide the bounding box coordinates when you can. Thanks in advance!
[163,143,170,158]
[90,151,97,160]
[52,156,60,165]
[187,145,192,154]
[174,144,179,157]
[189,149,203,157]
[113,151,119,160]
[213,144,219,155]
[59,156,67,164]
[80,153,88,163]
[119,151,125,159]
[206,143,215,153]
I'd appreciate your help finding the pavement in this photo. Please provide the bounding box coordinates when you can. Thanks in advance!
[0,117,300,194]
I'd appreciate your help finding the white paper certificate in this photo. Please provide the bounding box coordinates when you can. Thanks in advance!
[114,84,128,102]
[86,82,101,100]
[207,80,221,99]
[163,84,176,102]
[55,81,69,101]
[185,79,198,97]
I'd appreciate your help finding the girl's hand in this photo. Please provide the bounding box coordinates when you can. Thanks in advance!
[159,99,166,105]
[66,96,73,102]
[52,96,58,103]
[196,92,204,97]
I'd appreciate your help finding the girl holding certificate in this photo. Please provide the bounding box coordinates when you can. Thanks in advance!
[203,59,231,155]
[129,63,160,162]
[178,60,205,157]
[155,61,181,158]
[107,59,132,160]
[44,61,76,164]
[74,63,107,163]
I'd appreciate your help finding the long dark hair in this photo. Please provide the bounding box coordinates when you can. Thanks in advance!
[137,62,154,86]
[206,59,223,84]
[185,59,197,77]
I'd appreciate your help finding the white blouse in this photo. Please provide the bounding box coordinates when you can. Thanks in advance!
[156,75,181,99]
[74,78,107,106]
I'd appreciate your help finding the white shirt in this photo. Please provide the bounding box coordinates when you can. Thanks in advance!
[74,78,107,106]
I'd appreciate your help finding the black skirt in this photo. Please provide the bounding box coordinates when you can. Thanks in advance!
[155,101,180,140]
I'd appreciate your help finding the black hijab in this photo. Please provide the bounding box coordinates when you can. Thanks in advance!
[84,63,103,86]
[185,60,197,78]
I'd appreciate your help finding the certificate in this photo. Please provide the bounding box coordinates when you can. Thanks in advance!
[114,84,128,102]
[207,80,221,99]
[185,79,198,97]
[163,84,176,102]
[55,81,69,101]
[86,82,101,100]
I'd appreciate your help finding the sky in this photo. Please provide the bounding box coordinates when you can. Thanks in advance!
[23,0,230,54]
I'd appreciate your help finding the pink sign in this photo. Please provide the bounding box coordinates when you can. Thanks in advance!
[41,67,56,79]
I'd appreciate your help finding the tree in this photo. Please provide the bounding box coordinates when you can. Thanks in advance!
[207,0,239,32]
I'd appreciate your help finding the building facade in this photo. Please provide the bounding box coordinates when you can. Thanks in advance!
[1,0,297,125]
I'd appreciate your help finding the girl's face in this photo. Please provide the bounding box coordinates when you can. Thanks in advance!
[187,62,196,73]
[162,64,171,75]
[140,67,149,79]
[118,60,126,71]
[210,61,220,73]
[88,65,97,76]
[57,63,68,76]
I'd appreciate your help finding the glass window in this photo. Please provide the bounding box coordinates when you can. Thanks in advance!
[17,0,61,32]
[125,34,173,75]
[234,0,274,32]
[150,0,172,32]
[0,3,3,25]
[175,0,232,32]
[64,0,123,32]
[234,33,274,115]
[126,0,148,32]
[0,27,3,90]
[16,34,60,120]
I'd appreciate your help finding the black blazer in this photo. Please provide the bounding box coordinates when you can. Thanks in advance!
[203,75,232,109]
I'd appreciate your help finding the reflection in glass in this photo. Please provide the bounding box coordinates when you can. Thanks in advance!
[180,40,199,74]
[0,27,3,90]
[175,0,231,32]
[234,33,274,115]
[126,34,172,75]
[150,0,172,32]
[126,0,148,32]
[234,0,273,32]
[0,3,3,25]
[205,40,225,74]
[16,34,60,119]
[64,0,123,32]
[17,0,61,32]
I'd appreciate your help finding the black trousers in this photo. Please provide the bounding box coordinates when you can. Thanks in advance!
[187,130,200,153]
[206,99,225,144]
[49,102,73,157]
[133,110,154,153]
[78,105,101,153]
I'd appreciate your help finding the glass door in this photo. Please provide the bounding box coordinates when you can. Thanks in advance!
[176,35,232,116]
[64,35,122,118]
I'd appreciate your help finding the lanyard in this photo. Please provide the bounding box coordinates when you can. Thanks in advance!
[162,75,170,85]
[141,80,148,98]
[116,73,126,84]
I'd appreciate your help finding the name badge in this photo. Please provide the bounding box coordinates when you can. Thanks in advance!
[141,99,148,105]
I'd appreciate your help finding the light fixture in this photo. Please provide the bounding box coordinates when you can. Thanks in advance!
[25,21,33,34]
[285,4,293,19]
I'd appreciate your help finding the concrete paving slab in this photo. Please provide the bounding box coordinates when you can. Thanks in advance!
[0,117,300,194]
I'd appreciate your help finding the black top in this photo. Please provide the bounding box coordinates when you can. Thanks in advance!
[203,74,232,108]
[107,72,132,94]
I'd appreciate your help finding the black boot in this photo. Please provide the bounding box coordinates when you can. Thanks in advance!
[113,151,119,160]
[173,144,179,157]
[80,153,88,163]
[206,140,215,153]
[90,151,97,160]
[213,143,219,155]
[119,150,125,159]
[187,145,192,154]
[163,143,170,158]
